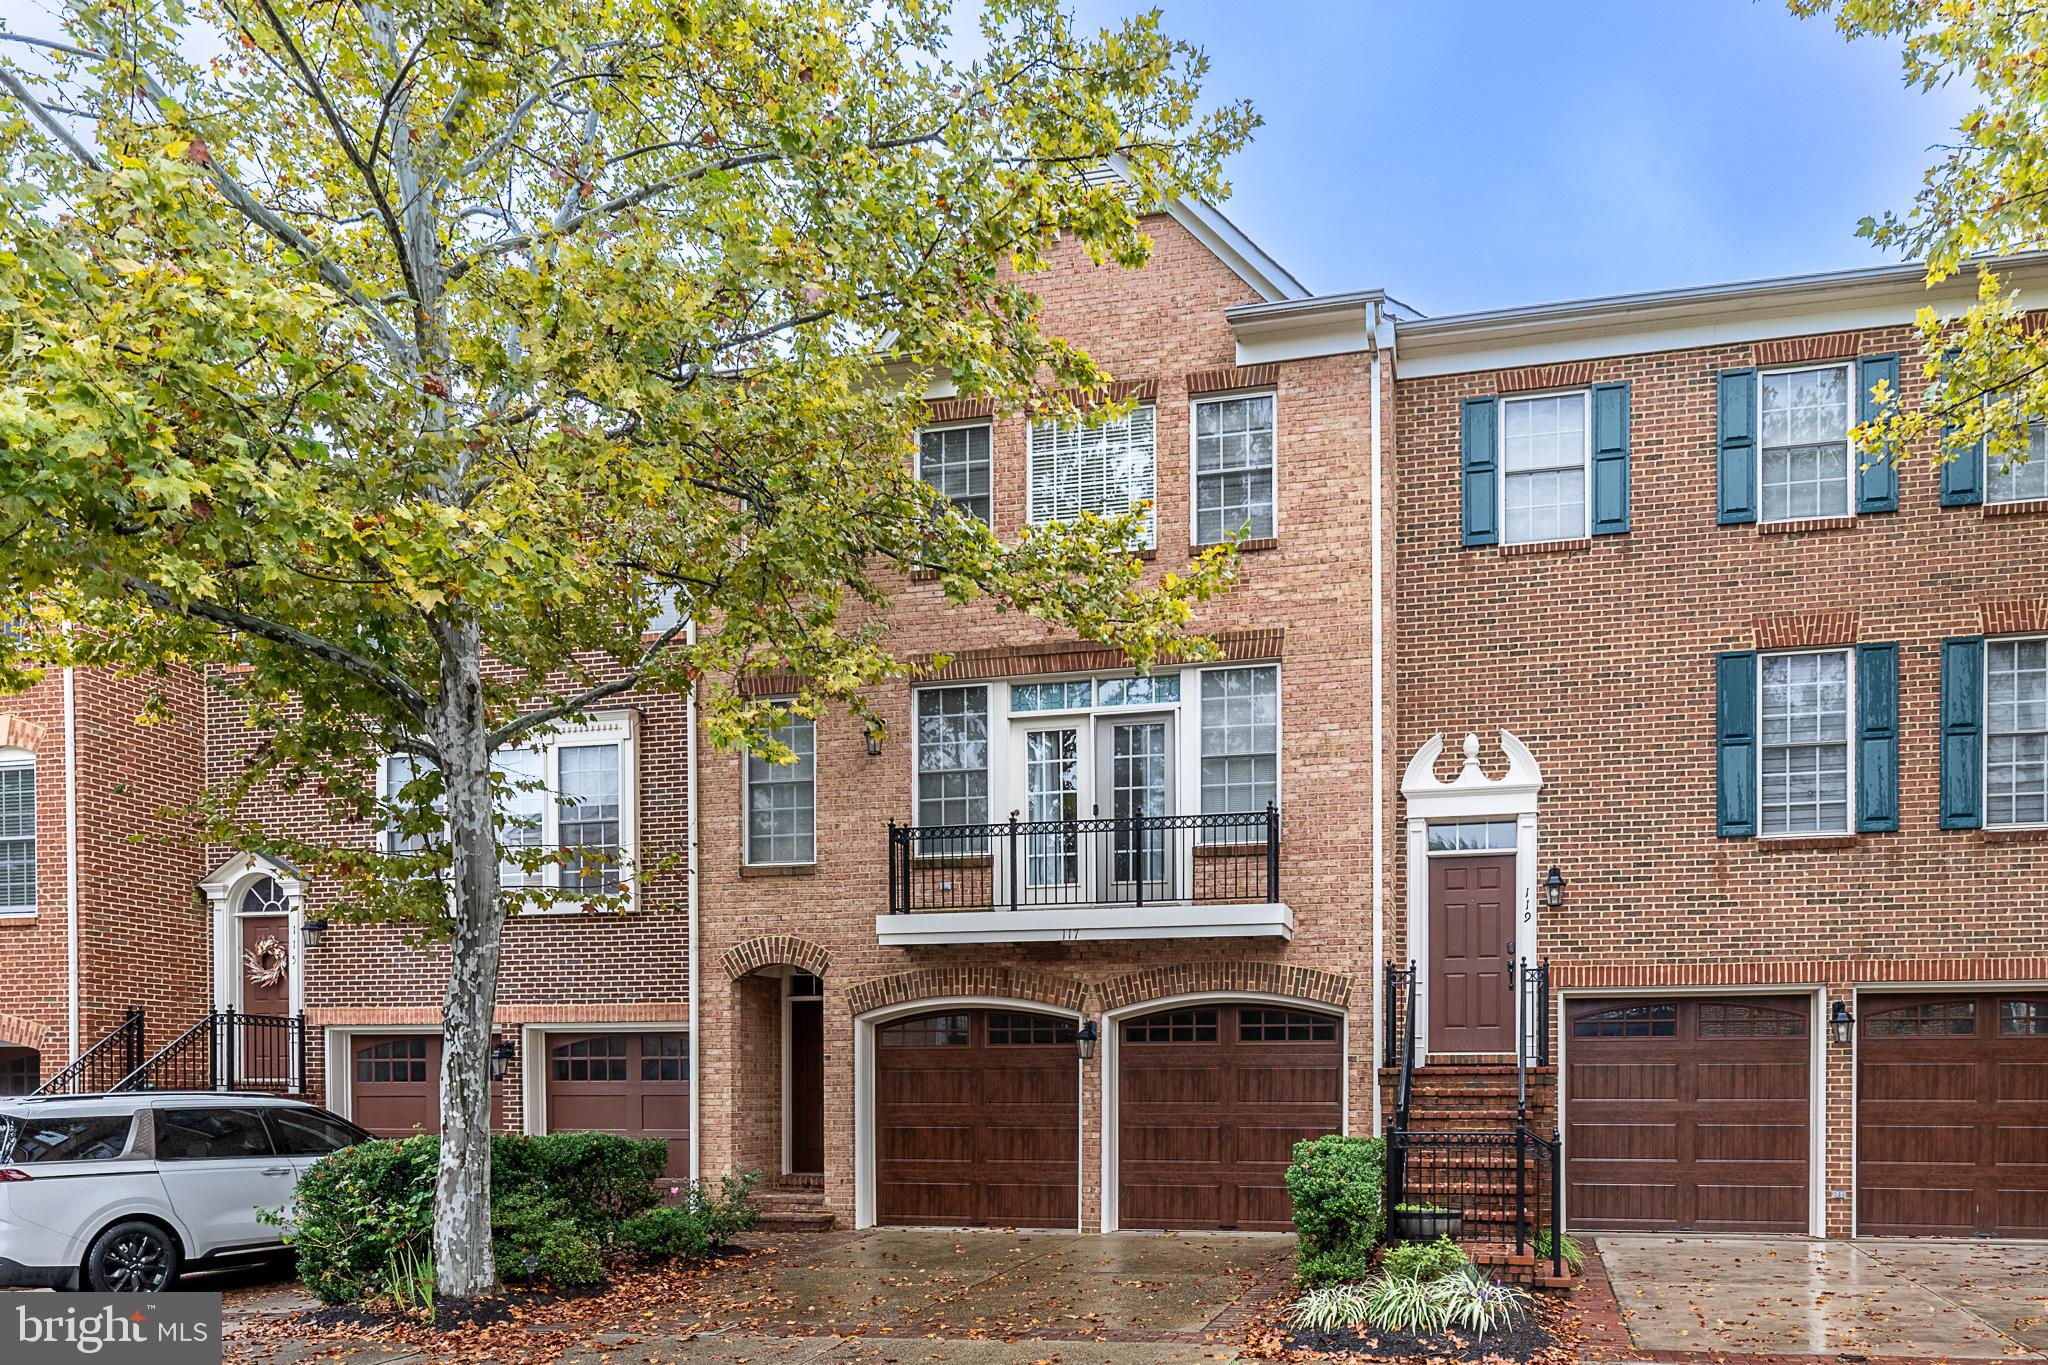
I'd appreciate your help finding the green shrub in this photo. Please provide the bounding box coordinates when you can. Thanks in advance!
[286,1130,702,1303]
[1362,1272,1438,1334]
[1380,1235,1468,1282]
[1285,1134,1386,1286]
[620,1173,761,1259]
[1534,1228,1585,1274]
[1429,1266,1529,1341]
[1289,1283,1373,1332]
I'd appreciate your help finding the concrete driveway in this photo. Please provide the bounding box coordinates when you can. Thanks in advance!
[1600,1235,2048,1359]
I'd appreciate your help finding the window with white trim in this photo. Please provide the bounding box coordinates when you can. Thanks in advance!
[914,686,989,829]
[1500,391,1588,544]
[744,709,816,867]
[1987,636,2047,827]
[1759,365,1852,522]
[1199,666,1278,817]
[918,424,993,525]
[379,716,634,897]
[1193,393,1275,544]
[0,750,33,916]
[1028,406,1156,548]
[1758,649,1852,836]
[1989,421,2048,506]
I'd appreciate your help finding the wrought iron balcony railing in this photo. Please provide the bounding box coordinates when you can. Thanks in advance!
[886,805,1279,914]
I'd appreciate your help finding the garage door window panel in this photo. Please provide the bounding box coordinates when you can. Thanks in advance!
[1866,1000,1975,1036]
[1572,1004,1677,1038]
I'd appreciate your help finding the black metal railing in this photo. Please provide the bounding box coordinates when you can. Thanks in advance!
[886,806,1280,913]
[1387,1125,1563,1277]
[114,1011,305,1095]
[33,1008,145,1096]
[1384,960,1419,1129]
[1515,957,1552,1070]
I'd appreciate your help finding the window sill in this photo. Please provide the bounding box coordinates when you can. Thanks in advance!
[1757,516,1857,536]
[1192,537,1279,555]
[1985,498,2048,519]
[0,912,36,925]
[740,862,817,879]
[1978,825,2048,844]
[1755,834,1861,852]
[1498,537,1592,558]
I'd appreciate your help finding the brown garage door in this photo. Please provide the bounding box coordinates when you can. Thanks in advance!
[545,1033,691,1177]
[1858,992,2048,1236]
[1118,1004,1344,1231]
[1566,997,1810,1233]
[352,1035,441,1137]
[874,1009,1077,1228]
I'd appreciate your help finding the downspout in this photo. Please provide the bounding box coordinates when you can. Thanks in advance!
[1367,301,1386,1136]
[685,618,702,1184]
[63,665,79,1058]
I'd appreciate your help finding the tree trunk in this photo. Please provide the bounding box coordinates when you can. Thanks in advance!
[428,614,505,1300]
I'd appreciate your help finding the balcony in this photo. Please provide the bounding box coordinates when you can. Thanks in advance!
[878,806,1291,946]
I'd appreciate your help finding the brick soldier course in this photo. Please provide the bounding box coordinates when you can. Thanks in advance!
[6,190,2046,1248]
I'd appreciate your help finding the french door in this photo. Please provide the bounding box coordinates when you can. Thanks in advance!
[1009,713,1175,906]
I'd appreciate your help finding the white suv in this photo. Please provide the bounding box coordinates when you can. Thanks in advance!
[0,1092,371,1291]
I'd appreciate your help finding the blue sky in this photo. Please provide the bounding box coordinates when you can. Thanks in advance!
[1068,0,1972,315]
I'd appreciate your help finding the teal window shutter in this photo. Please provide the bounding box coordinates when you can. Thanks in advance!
[1590,381,1631,536]
[1855,642,1899,833]
[1716,368,1757,525]
[1939,349,1984,506]
[1940,636,1984,829]
[1462,397,1499,547]
[1716,651,1758,837]
[1856,354,1900,513]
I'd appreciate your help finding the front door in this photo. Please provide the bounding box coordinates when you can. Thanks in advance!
[1427,853,1515,1054]
[234,877,294,1084]
[788,983,825,1175]
[1099,715,1173,903]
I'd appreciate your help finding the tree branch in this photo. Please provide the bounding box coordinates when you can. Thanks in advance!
[488,620,687,749]
[0,65,103,171]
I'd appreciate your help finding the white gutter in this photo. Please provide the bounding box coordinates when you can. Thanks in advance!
[1367,303,1385,1136]
[685,619,701,1184]
[62,665,79,1058]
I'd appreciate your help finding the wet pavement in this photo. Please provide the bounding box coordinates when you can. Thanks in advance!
[1599,1234,2048,1359]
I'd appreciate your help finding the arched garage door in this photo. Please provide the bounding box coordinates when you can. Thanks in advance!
[1117,1003,1344,1231]
[873,1008,1079,1228]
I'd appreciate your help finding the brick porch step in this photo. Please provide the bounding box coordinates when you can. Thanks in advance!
[1462,1242,1577,1289]
[754,1187,836,1231]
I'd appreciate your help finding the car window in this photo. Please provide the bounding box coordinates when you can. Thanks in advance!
[266,1108,369,1157]
[154,1107,276,1160]
[0,1113,134,1164]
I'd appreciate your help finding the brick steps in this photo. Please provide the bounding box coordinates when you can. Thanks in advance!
[1463,1243,1576,1290]
[755,1183,836,1232]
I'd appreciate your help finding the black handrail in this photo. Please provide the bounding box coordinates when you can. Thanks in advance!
[112,1011,305,1094]
[1395,961,1418,1130]
[1387,1124,1562,1271]
[886,805,1280,913]
[33,1008,144,1096]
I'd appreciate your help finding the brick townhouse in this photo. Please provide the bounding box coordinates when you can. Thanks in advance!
[6,182,2047,1248]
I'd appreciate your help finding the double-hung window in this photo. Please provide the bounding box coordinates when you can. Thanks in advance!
[744,708,816,867]
[1198,666,1278,822]
[1758,650,1852,836]
[914,686,990,833]
[1989,422,2048,506]
[379,714,635,899]
[1987,637,2048,827]
[1759,365,1852,522]
[1193,393,1276,544]
[0,752,32,916]
[1028,407,1157,548]
[918,424,993,525]
[1500,392,1589,544]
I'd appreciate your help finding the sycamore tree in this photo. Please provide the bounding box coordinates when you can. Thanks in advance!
[1796,0,2048,472]
[0,0,1252,1296]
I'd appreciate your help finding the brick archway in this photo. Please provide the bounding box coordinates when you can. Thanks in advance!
[0,1011,52,1051]
[0,714,47,755]
[1094,961,1352,1013]
[845,967,1086,1017]
[719,934,831,982]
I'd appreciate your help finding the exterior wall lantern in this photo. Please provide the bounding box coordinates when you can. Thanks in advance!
[1542,866,1566,910]
[1829,1000,1855,1047]
[490,1036,518,1080]
[865,726,884,758]
[301,916,328,950]
[1074,1020,1099,1061]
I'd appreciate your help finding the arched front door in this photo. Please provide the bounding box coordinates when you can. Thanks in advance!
[234,875,294,1083]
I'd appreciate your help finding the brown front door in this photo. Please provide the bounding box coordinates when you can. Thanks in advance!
[545,1033,691,1177]
[1428,854,1515,1054]
[1118,1004,1344,1231]
[873,1009,1077,1228]
[1858,992,2048,1237]
[237,912,294,1082]
[1566,996,1811,1233]
[788,999,825,1175]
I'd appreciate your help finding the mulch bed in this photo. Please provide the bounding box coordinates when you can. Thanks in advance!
[1281,1310,1559,1362]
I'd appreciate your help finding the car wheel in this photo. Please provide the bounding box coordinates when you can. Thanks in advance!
[84,1220,181,1293]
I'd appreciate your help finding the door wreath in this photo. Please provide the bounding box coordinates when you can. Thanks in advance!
[243,935,289,989]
